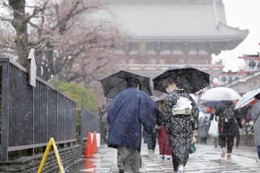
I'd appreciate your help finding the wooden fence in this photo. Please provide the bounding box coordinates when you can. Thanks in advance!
[0,58,76,161]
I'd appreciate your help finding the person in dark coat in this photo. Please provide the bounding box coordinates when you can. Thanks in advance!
[207,107,219,148]
[198,116,210,144]
[251,93,260,161]
[161,78,199,173]
[215,101,237,159]
[233,108,243,148]
[107,78,157,173]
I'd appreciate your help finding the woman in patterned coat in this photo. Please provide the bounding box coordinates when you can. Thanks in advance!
[161,78,199,173]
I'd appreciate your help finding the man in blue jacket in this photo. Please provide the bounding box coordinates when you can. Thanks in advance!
[107,78,157,173]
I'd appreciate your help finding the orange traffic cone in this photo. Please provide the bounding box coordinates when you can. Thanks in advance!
[92,131,97,154]
[84,132,93,158]
[84,159,95,170]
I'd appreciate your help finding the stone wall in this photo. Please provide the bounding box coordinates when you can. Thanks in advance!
[0,145,82,173]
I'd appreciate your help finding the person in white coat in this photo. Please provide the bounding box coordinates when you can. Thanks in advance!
[251,93,260,161]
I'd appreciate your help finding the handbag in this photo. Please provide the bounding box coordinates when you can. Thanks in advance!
[171,96,192,116]
[189,143,196,154]
[208,116,219,137]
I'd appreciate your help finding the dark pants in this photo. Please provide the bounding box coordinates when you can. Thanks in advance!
[117,146,141,173]
[172,154,180,171]
[146,133,156,150]
[235,134,240,147]
[257,145,260,159]
[213,137,218,148]
[200,137,207,144]
[234,128,240,147]
[219,135,234,153]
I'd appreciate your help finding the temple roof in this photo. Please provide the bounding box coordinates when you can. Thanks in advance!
[104,0,248,47]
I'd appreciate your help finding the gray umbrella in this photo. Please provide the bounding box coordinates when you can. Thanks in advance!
[153,67,210,93]
[100,70,152,99]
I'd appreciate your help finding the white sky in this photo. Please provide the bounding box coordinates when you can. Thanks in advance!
[215,0,260,71]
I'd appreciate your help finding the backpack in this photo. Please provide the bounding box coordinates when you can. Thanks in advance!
[222,108,236,125]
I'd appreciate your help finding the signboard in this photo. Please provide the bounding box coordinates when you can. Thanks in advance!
[28,48,37,87]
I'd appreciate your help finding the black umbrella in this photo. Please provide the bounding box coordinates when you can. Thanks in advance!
[153,67,210,93]
[100,70,152,99]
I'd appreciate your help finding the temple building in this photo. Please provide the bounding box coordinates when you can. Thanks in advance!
[223,49,260,93]
[217,49,260,86]
[104,0,248,87]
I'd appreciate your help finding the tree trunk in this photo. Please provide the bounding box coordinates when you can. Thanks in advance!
[9,0,29,68]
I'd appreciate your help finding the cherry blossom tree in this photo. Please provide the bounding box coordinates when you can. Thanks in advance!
[0,0,124,81]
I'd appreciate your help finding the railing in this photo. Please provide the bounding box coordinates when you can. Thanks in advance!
[0,58,76,161]
[80,108,100,145]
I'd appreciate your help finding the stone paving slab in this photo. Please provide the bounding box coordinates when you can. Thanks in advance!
[68,144,260,173]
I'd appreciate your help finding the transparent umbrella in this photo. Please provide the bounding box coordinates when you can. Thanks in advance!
[200,87,241,101]
[235,88,260,110]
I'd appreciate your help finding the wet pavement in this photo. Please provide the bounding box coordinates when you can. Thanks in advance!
[68,143,260,173]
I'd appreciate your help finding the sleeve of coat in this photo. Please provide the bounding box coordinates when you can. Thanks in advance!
[161,93,178,125]
[189,95,199,129]
[138,93,157,134]
[209,113,214,120]
[252,102,260,122]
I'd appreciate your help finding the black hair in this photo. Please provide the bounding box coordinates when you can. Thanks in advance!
[255,93,260,100]
[126,78,141,88]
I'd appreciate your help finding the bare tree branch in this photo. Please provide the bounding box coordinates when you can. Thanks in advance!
[1,0,125,85]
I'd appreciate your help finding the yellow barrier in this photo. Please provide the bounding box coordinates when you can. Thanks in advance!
[37,137,65,173]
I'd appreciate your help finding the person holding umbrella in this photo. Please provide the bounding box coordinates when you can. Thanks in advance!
[160,77,199,173]
[107,78,157,173]
[153,67,208,173]
[251,93,260,161]
[215,101,237,159]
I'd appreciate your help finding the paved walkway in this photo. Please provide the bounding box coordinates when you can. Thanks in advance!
[68,143,260,173]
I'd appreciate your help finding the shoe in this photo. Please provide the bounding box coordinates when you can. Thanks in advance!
[227,153,231,159]
[178,165,184,173]
[221,148,226,158]
[148,150,155,156]
[160,155,165,159]
[166,156,171,160]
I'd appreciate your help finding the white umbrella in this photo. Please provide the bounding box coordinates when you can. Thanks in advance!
[235,88,260,110]
[200,87,241,101]
[190,94,198,104]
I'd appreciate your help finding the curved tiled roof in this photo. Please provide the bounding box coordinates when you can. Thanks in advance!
[104,0,248,44]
